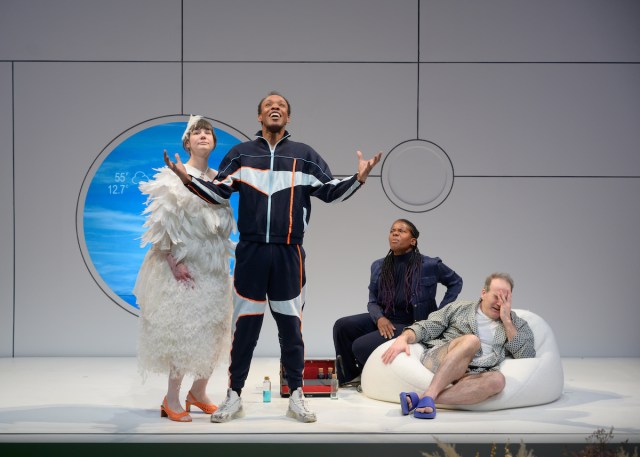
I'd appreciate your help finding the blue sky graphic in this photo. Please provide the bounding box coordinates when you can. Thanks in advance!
[83,122,241,311]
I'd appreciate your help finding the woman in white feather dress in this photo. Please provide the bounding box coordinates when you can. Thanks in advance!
[134,116,235,422]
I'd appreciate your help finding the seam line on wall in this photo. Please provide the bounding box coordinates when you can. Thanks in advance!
[1,60,638,64]
[181,0,184,114]
[456,175,640,178]
[416,0,420,139]
[11,62,16,358]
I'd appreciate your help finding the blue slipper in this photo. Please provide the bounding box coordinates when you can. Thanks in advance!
[413,396,436,419]
[399,392,420,415]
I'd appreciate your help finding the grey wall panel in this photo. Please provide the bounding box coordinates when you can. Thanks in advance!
[420,0,640,62]
[0,63,14,357]
[298,176,640,358]
[2,0,638,359]
[436,176,640,357]
[419,64,640,176]
[13,62,181,355]
[0,0,181,61]
[183,62,417,174]
[184,0,418,62]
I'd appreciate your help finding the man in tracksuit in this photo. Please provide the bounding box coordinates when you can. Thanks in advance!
[165,91,381,422]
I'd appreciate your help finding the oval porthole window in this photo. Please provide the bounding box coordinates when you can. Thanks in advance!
[76,115,248,316]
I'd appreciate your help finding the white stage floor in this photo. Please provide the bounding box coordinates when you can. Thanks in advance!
[0,357,638,448]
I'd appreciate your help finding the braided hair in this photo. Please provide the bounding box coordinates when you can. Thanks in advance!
[378,219,423,314]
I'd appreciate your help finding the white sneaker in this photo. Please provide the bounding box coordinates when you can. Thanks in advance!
[210,389,244,423]
[286,387,317,423]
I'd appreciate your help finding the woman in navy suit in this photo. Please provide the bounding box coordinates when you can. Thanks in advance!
[333,219,463,385]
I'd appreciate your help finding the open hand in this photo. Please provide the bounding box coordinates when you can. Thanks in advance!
[163,150,191,184]
[381,334,410,364]
[356,150,382,183]
[498,289,513,323]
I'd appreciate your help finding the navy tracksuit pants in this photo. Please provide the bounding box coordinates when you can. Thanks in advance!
[229,241,306,393]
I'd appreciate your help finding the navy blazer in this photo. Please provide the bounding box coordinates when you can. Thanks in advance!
[367,254,463,323]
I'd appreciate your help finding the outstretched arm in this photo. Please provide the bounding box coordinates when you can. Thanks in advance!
[355,150,382,183]
[163,150,192,185]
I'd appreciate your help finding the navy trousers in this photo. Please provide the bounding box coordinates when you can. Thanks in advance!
[332,313,407,384]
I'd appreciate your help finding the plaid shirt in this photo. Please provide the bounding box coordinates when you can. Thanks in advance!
[406,299,536,372]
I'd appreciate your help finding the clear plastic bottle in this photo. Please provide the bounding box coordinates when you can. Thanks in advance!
[318,367,324,379]
[263,376,271,403]
[330,373,339,400]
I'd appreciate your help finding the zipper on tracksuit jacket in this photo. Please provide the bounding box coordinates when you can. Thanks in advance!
[260,133,290,244]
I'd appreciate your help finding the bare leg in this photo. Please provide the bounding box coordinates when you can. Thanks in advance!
[189,377,213,404]
[166,368,186,413]
[436,371,505,405]
[415,335,480,415]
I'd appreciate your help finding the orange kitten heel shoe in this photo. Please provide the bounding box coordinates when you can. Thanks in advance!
[186,391,218,414]
[161,397,192,422]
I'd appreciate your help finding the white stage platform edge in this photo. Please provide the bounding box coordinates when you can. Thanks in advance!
[0,357,638,445]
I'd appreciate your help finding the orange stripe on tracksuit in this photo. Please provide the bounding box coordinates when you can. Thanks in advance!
[286,158,297,244]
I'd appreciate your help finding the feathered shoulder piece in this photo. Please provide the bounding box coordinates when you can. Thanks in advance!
[138,166,236,251]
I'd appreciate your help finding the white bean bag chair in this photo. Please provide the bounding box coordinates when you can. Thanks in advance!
[361,309,563,411]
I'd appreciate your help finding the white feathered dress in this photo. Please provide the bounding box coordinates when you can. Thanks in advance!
[134,165,236,380]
